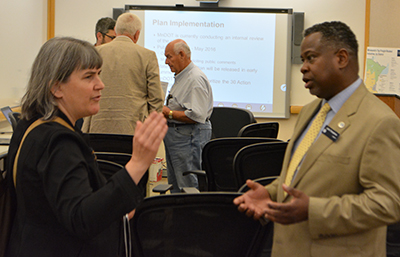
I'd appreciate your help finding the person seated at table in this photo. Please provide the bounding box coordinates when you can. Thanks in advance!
[6,37,167,257]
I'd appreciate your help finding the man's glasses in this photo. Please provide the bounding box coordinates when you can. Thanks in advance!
[100,32,116,40]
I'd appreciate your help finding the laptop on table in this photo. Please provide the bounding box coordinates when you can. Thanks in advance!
[0,106,14,145]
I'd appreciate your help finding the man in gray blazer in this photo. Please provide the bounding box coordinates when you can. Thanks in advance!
[83,13,163,135]
[234,21,400,257]
[162,39,213,193]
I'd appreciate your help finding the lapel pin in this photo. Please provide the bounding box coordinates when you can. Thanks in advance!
[338,122,345,129]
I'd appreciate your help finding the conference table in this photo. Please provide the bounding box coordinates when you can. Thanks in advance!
[0,145,8,158]
[0,132,11,151]
[0,145,8,175]
[0,145,7,157]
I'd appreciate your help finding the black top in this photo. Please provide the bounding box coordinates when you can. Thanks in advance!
[6,112,143,257]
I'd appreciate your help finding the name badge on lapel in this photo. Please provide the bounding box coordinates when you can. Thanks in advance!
[322,125,340,142]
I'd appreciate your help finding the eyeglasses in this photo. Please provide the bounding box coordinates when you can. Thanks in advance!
[100,32,116,40]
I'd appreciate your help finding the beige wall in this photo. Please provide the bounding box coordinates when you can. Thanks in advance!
[369,0,400,48]
[0,0,47,107]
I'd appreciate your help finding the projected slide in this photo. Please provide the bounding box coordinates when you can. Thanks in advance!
[129,6,291,118]
[144,11,275,112]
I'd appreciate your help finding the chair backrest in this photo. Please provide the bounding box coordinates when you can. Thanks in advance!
[387,221,400,257]
[131,193,272,257]
[83,133,133,154]
[238,176,279,193]
[96,159,124,180]
[238,122,279,138]
[210,107,256,139]
[95,152,131,166]
[234,141,287,188]
[86,134,149,195]
[2,107,21,131]
[8,112,21,131]
[202,137,281,192]
[96,152,148,197]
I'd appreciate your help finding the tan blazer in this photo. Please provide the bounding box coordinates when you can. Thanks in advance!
[82,36,163,135]
[266,84,400,257]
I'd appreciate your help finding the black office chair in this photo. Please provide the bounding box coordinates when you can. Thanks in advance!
[96,158,149,198]
[238,122,279,138]
[88,136,148,196]
[233,141,287,188]
[82,133,133,154]
[210,107,256,139]
[131,193,272,257]
[387,222,400,257]
[186,137,281,192]
[96,159,124,180]
[95,152,131,166]
[8,112,21,131]
[237,177,276,257]
[238,176,279,193]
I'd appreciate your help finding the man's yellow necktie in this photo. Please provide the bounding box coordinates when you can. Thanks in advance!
[284,103,331,187]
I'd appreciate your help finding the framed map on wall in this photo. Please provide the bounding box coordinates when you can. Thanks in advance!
[364,47,400,96]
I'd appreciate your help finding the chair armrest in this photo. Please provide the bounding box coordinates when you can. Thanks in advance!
[183,170,206,177]
[152,184,173,194]
[181,187,200,193]
[183,170,207,192]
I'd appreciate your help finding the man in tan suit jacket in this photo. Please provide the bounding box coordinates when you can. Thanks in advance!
[83,13,163,135]
[234,21,400,257]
